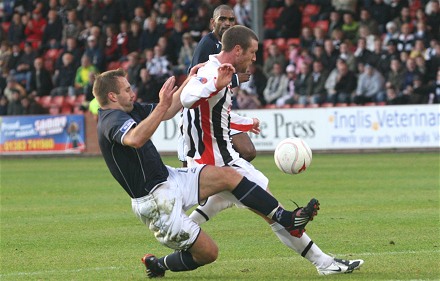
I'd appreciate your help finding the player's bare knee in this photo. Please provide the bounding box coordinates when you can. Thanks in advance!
[221,167,243,189]
[240,148,256,162]
[193,244,218,265]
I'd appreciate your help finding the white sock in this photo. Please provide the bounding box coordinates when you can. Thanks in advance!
[189,194,234,225]
[271,222,333,268]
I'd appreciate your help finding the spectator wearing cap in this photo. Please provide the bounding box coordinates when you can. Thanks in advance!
[325,58,357,104]
[84,35,105,72]
[353,63,386,104]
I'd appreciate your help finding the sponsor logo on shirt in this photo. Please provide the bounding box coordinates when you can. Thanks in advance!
[120,119,135,133]
[195,77,208,84]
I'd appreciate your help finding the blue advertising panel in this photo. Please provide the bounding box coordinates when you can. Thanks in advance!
[0,115,86,155]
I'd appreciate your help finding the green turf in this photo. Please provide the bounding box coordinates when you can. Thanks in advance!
[1,153,439,280]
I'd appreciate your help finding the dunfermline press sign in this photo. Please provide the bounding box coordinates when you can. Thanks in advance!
[0,115,86,155]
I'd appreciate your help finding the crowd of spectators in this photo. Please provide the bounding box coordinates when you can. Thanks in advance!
[0,0,439,116]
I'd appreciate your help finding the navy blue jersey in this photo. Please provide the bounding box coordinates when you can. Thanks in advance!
[97,102,169,198]
[190,33,221,69]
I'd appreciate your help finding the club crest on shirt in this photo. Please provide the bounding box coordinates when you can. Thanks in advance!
[195,76,208,84]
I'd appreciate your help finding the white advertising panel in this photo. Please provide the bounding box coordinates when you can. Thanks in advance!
[152,105,440,152]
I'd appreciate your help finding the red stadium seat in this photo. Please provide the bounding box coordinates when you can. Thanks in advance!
[38,96,52,108]
[320,102,334,108]
[315,20,329,34]
[51,96,65,107]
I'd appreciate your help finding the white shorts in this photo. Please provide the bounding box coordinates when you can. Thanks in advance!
[187,157,269,208]
[177,131,187,162]
[131,165,206,250]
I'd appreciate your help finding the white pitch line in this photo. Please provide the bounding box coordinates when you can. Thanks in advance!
[0,266,123,277]
[1,249,439,278]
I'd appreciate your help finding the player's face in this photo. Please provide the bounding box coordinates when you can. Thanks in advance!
[235,39,258,73]
[114,77,135,112]
[212,10,235,39]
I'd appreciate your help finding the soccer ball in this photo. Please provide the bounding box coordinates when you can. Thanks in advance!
[274,137,312,175]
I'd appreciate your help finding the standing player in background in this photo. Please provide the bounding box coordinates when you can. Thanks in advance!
[181,25,364,276]
[93,66,319,279]
[178,4,257,167]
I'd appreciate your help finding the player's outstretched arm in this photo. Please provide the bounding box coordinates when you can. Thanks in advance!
[123,77,177,148]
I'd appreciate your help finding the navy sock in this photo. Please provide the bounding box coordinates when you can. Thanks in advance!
[159,251,201,272]
[272,206,294,227]
[231,177,278,216]
[231,177,293,227]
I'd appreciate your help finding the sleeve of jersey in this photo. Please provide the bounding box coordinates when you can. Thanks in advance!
[180,76,219,109]
[230,112,254,132]
[104,111,137,145]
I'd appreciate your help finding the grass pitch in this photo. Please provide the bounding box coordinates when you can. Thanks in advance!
[1,152,439,280]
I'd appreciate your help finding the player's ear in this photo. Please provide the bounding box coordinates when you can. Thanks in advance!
[108,92,117,102]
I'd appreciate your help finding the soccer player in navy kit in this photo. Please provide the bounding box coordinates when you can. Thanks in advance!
[93,65,319,278]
